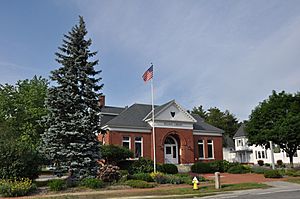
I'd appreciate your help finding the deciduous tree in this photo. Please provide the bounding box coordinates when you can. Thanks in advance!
[246,91,300,167]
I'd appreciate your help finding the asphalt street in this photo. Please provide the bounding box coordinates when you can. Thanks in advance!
[197,181,300,199]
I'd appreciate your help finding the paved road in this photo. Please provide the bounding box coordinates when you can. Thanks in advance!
[196,181,300,199]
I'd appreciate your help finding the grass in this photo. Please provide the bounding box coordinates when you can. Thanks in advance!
[286,178,300,184]
[32,183,269,199]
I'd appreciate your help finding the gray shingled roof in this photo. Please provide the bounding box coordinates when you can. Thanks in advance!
[102,102,223,135]
[233,123,247,138]
[192,114,224,133]
[105,103,153,129]
[144,100,174,121]
[101,106,125,115]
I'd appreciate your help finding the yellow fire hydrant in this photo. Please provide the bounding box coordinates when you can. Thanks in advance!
[192,176,199,190]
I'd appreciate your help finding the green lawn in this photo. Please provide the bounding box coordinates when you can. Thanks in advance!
[33,183,269,199]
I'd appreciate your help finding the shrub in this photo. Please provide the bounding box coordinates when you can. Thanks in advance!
[165,174,182,184]
[191,162,213,173]
[0,140,41,180]
[174,173,192,184]
[125,180,156,188]
[264,170,282,178]
[80,178,104,189]
[160,164,178,174]
[119,170,129,177]
[129,158,157,174]
[117,160,133,170]
[0,178,36,197]
[264,163,271,167]
[209,160,227,172]
[100,145,133,165]
[227,165,250,174]
[48,179,66,191]
[251,166,271,174]
[285,170,300,177]
[130,173,154,182]
[257,160,264,166]
[150,172,168,184]
[98,164,121,182]
[277,160,283,167]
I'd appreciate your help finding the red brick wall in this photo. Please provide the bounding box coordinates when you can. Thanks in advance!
[152,128,195,164]
[98,130,223,164]
[98,131,152,159]
[193,135,223,162]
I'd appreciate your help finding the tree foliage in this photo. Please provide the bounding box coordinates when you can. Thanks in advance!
[0,76,48,145]
[0,76,47,179]
[42,16,103,178]
[246,91,300,166]
[191,106,239,146]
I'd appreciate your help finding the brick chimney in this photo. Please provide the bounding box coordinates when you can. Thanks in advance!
[99,95,105,108]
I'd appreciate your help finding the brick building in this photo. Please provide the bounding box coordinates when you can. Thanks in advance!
[98,97,224,164]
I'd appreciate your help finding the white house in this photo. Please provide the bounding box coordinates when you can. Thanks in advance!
[231,124,300,165]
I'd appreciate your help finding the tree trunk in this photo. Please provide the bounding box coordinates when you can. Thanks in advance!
[289,154,294,168]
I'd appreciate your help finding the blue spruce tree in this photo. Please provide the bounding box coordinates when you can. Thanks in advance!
[42,16,103,179]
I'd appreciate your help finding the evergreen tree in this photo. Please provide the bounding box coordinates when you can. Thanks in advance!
[42,16,103,178]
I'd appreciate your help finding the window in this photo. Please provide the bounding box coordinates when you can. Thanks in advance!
[265,150,268,159]
[255,151,258,159]
[237,139,244,147]
[262,151,265,159]
[122,136,130,149]
[207,140,214,159]
[134,137,143,158]
[198,140,204,159]
[258,151,261,159]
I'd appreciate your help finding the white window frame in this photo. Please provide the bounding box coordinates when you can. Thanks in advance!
[198,140,205,159]
[207,139,214,159]
[122,136,131,149]
[134,136,143,158]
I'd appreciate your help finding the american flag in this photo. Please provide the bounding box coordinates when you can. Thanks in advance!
[142,65,153,82]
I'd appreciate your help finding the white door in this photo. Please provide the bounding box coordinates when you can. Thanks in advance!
[164,136,178,164]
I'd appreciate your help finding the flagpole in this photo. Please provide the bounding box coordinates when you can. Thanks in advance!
[151,66,156,173]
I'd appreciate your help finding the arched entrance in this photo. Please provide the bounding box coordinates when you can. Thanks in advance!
[164,135,178,164]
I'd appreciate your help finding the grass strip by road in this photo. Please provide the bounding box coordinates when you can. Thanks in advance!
[34,183,269,199]
[286,178,300,184]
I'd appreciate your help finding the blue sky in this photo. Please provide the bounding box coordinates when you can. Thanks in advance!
[1,0,300,121]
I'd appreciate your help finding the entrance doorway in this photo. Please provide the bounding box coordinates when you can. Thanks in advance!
[164,136,178,164]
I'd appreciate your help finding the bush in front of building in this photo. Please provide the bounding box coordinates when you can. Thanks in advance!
[125,180,156,188]
[276,160,283,167]
[80,178,104,189]
[160,163,178,174]
[100,145,133,165]
[0,178,37,197]
[264,170,282,178]
[191,162,214,173]
[251,166,271,174]
[284,169,300,177]
[98,164,121,182]
[129,158,161,174]
[227,165,250,174]
[129,173,154,182]
[257,160,264,166]
[48,179,67,191]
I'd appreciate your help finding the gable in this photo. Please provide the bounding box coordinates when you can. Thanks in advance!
[155,102,196,123]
